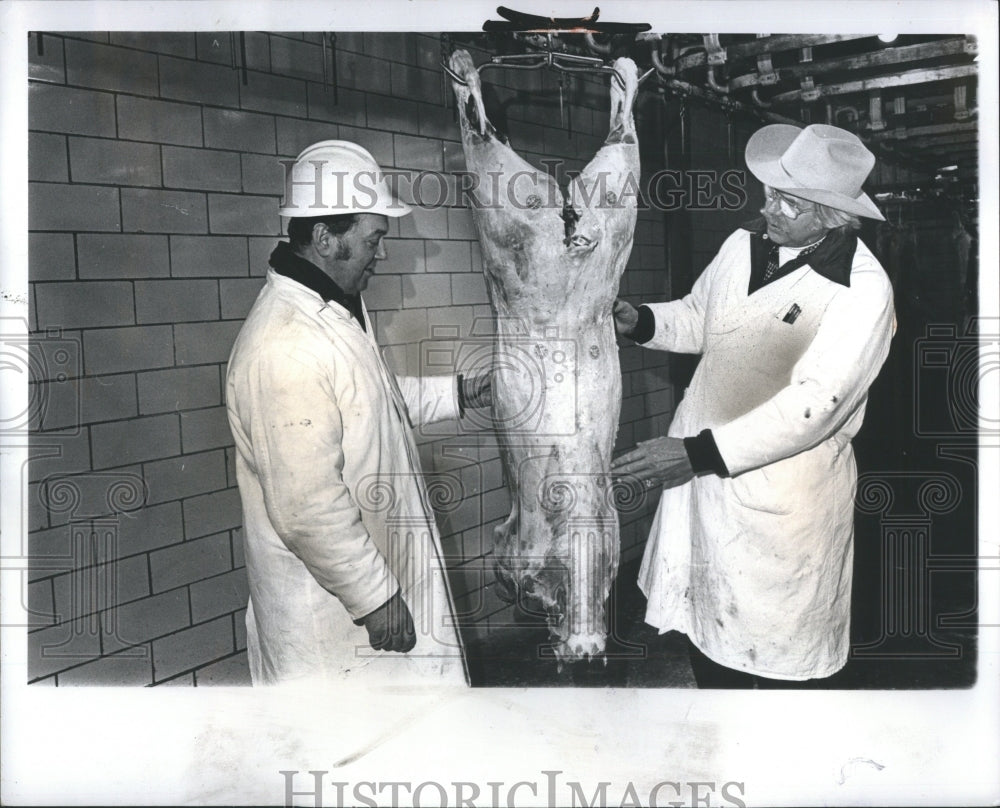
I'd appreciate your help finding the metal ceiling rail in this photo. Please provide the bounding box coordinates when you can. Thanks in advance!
[727,37,975,91]
[869,121,979,141]
[905,134,979,148]
[658,76,804,126]
[769,63,979,103]
[673,33,874,71]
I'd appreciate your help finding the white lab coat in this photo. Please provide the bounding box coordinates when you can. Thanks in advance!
[637,227,895,679]
[226,270,467,686]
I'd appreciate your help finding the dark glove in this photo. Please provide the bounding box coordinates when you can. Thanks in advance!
[458,370,492,414]
[355,590,416,653]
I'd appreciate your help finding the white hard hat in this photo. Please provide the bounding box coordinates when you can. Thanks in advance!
[278,140,411,218]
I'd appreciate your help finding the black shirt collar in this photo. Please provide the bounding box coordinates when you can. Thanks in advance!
[268,241,366,331]
[741,216,856,288]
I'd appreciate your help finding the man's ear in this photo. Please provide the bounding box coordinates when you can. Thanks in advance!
[312,222,333,255]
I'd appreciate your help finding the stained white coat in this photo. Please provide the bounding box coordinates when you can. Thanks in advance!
[638,228,895,679]
[226,270,467,685]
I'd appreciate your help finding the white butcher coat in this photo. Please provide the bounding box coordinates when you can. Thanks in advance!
[226,270,467,686]
[638,227,895,679]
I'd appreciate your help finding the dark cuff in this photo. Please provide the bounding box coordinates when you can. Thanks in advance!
[631,305,655,344]
[457,373,466,419]
[353,589,400,626]
[683,429,730,477]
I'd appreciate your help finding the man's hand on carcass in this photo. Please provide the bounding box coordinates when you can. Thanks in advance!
[459,369,492,410]
[360,590,416,653]
[612,298,639,337]
[611,436,694,491]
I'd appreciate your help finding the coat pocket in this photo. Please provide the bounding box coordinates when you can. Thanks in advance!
[729,442,837,516]
[729,464,794,515]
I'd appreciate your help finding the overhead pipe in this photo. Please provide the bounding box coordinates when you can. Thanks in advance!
[702,34,726,66]
[649,36,674,77]
[729,36,973,93]
[659,75,804,127]
[706,65,728,94]
[953,84,971,121]
[583,31,612,55]
[833,105,859,127]
[769,63,978,104]
[756,52,778,86]
[869,90,885,131]
[674,33,876,73]
[321,33,338,104]
[238,32,248,85]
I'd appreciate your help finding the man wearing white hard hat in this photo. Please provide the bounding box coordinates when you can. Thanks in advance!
[612,124,895,687]
[226,141,488,685]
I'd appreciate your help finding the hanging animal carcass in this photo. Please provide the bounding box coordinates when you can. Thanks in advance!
[447,50,641,662]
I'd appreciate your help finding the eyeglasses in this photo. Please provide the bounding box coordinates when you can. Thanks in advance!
[762,188,814,220]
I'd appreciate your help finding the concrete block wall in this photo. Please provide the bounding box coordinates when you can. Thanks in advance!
[27,30,674,685]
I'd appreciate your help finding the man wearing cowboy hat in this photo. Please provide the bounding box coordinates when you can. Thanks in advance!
[612,124,894,687]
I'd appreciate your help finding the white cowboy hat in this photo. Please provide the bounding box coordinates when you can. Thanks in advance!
[745,124,885,220]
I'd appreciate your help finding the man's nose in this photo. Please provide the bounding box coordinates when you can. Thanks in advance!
[375,239,387,260]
